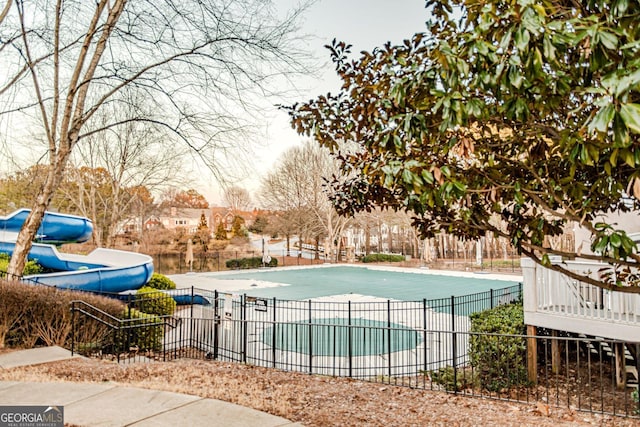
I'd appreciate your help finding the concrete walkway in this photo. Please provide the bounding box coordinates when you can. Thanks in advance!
[0,347,301,427]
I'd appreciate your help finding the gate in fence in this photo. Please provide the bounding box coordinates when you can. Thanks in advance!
[70,283,640,418]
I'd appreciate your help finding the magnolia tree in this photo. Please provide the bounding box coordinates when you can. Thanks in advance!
[0,0,312,276]
[288,0,640,292]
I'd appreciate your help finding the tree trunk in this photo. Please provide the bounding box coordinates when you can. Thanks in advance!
[364,224,370,255]
[286,234,290,256]
[7,162,66,277]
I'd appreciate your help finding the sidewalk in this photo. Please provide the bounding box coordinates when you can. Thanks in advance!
[0,347,301,427]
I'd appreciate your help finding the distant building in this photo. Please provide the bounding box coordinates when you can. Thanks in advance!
[118,206,269,237]
[210,207,236,232]
[159,207,206,233]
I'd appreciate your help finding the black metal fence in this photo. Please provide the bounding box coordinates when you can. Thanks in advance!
[150,250,523,275]
[70,284,640,419]
[152,250,330,275]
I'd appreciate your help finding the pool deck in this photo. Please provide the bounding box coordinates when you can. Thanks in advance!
[168,264,522,296]
[166,265,522,379]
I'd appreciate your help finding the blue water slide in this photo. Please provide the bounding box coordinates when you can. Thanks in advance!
[0,210,153,292]
[0,209,93,243]
[25,248,154,293]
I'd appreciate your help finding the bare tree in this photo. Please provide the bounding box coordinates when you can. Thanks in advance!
[224,186,252,213]
[0,0,313,276]
[260,140,351,259]
[60,96,180,247]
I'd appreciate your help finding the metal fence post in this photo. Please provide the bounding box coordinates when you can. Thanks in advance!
[242,294,247,363]
[387,299,392,379]
[519,282,523,300]
[190,286,195,315]
[490,288,494,309]
[423,298,427,373]
[70,302,76,356]
[190,286,195,348]
[451,295,457,394]
[213,290,219,360]
[348,300,352,378]
[272,297,277,367]
[308,299,313,374]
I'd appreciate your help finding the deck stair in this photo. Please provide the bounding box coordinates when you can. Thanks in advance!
[578,334,638,387]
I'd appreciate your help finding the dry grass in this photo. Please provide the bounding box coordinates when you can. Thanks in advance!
[0,356,637,427]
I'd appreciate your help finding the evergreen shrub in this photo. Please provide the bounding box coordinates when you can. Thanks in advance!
[118,308,163,352]
[226,256,277,269]
[361,253,405,263]
[468,302,528,392]
[0,253,43,276]
[145,273,176,290]
[133,286,176,316]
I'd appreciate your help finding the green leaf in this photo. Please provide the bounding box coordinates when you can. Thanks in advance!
[453,181,466,193]
[619,103,640,134]
[598,31,618,50]
[592,236,609,253]
[514,28,530,51]
[421,170,434,185]
[532,48,543,76]
[508,67,524,88]
[594,222,609,232]
[541,254,550,266]
[622,149,636,167]
[610,148,619,166]
[610,233,622,248]
[613,0,629,15]
[612,114,630,147]
[580,145,592,165]
[542,36,556,61]
[588,104,615,134]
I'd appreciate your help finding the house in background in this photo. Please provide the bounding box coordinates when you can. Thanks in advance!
[210,207,236,232]
[157,207,209,234]
[210,207,262,232]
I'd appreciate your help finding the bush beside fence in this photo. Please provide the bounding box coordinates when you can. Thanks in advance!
[0,279,124,349]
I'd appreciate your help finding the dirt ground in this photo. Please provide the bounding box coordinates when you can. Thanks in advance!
[0,356,637,427]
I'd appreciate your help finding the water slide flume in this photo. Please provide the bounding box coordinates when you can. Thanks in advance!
[0,209,153,293]
[1,209,93,244]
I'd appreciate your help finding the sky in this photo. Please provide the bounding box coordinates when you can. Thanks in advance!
[205,0,430,205]
[0,0,431,208]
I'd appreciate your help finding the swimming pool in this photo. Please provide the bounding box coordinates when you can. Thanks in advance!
[179,265,522,377]
[212,265,521,301]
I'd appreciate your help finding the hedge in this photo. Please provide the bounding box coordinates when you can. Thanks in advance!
[226,256,278,269]
[361,253,405,263]
[0,279,125,349]
[468,302,528,391]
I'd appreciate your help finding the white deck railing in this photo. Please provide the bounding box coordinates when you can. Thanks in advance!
[522,258,640,339]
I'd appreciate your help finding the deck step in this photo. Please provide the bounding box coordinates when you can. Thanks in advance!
[625,366,638,387]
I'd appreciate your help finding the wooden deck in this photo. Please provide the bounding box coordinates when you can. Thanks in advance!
[522,258,640,342]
